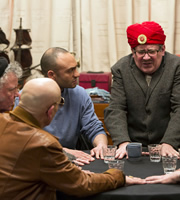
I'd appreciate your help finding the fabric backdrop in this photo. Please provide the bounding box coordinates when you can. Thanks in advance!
[0,0,180,79]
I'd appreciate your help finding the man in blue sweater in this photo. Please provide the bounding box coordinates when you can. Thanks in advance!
[40,47,108,165]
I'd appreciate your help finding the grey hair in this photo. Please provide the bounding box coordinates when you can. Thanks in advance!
[0,61,23,87]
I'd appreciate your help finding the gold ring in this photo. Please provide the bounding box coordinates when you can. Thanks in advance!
[128,176,134,178]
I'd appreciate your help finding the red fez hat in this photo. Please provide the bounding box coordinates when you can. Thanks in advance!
[126,21,166,49]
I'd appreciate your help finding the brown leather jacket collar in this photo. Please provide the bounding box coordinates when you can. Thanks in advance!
[10,106,41,129]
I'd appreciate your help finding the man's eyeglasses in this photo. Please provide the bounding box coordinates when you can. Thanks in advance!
[53,97,65,108]
[133,49,160,58]
[59,97,65,107]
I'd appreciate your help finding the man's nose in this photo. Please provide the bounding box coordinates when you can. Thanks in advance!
[143,53,151,59]
[74,68,80,77]
[14,89,20,98]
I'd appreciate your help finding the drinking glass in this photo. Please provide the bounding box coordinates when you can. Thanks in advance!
[103,145,117,163]
[148,144,161,162]
[162,156,177,174]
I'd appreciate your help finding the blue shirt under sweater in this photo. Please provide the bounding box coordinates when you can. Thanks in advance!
[44,85,106,149]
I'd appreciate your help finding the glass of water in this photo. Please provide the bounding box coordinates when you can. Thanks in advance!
[103,145,117,163]
[148,144,161,162]
[162,156,177,174]
[108,160,125,171]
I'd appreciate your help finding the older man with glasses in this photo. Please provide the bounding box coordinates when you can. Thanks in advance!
[0,57,22,112]
[104,21,180,159]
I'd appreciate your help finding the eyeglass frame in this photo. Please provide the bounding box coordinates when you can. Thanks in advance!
[133,45,163,58]
[46,97,65,114]
[52,97,65,108]
[59,97,65,107]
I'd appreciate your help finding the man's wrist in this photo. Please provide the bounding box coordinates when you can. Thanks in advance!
[173,170,180,183]
[63,149,76,161]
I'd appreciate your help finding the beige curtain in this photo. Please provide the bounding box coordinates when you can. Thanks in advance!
[0,0,179,78]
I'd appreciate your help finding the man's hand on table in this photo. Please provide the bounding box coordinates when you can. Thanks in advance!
[90,143,106,159]
[145,169,180,184]
[115,142,179,159]
[63,148,95,166]
[125,176,146,186]
[91,133,108,159]
[141,143,179,157]
[161,143,179,158]
[115,142,130,159]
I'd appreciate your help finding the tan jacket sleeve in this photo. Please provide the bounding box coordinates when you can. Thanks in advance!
[39,140,125,198]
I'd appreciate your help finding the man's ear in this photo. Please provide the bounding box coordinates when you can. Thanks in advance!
[131,48,135,58]
[47,70,56,80]
[47,105,54,121]
[161,45,166,56]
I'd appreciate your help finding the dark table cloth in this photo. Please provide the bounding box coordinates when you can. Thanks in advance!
[57,153,180,200]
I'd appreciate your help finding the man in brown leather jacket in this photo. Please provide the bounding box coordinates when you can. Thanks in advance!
[0,78,145,200]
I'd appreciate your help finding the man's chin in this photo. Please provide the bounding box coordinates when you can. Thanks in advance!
[72,82,77,88]
[142,66,154,74]
[0,106,12,112]
[72,84,77,88]
[66,84,77,88]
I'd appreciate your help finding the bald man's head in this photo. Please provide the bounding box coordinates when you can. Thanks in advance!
[19,78,61,127]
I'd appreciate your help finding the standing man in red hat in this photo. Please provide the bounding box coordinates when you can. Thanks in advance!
[104,21,180,159]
